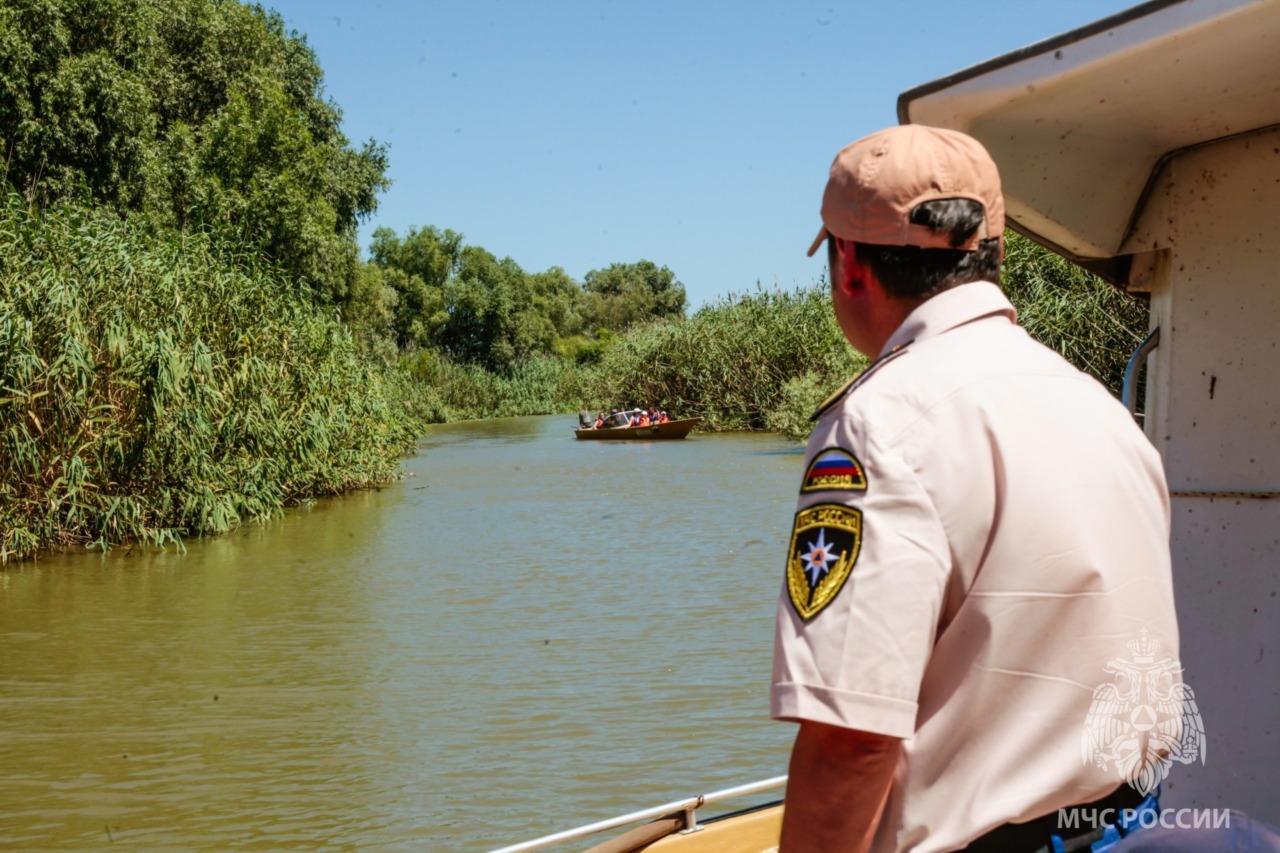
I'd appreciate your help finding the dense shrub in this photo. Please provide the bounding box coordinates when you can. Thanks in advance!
[403,351,596,422]
[412,236,1148,439]
[529,238,1146,438]
[586,286,865,432]
[0,194,417,562]
[1002,233,1148,396]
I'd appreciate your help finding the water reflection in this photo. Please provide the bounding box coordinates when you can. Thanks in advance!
[416,414,549,448]
[0,491,398,849]
[1,416,802,850]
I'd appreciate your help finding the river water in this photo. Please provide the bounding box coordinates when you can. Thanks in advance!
[0,415,803,851]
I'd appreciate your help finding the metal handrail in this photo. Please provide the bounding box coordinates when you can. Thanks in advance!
[1122,327,1160,415]
[488,775,788,853]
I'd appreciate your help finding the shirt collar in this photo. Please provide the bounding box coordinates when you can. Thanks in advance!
[881,281,1017,357]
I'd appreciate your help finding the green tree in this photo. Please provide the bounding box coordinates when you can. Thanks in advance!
[343,262,400,362]
[438,246,551,372]
[0,0,388,302]
[528,266,585,340]
[582,260,687,331]
[366,225,462,350]
[365,226,596,373]
[369,224,463,289]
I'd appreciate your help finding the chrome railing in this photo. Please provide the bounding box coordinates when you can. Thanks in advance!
[1122,327,1160,416]
[488,775,788,853]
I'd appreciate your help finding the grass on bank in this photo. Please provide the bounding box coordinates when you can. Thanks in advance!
[1001,234,1148,395]
[0,194,418,563]
[587,284,866,435]
[400,350,596,423]
[400,285,870,435]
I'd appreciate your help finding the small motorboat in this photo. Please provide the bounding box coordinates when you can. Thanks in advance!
[574,410,700,440]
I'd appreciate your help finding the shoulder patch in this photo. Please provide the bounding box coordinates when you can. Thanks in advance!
[809,340,914,422]
[786,504,863,621]
[801,447,868,493]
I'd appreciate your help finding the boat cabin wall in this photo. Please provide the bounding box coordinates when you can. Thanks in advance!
[1126,125,1280,818]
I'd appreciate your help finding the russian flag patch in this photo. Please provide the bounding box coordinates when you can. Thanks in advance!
[801,447,868,493]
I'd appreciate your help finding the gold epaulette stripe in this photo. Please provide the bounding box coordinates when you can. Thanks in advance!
[809,376,858,423]
[809,340,914,422]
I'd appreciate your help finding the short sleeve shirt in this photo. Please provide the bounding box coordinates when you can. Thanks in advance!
[771,282,1179,852]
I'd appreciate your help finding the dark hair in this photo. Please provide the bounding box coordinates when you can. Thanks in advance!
[852,198,1002,300]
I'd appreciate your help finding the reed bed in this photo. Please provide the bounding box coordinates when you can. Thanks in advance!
[586,286,867,434]
[1002,233,1148,396]
[0,195,418,563]
[403,351,598,422]
[570,240,1146,438]
[1,199,1144,564]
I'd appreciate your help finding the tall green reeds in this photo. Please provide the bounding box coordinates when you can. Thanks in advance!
[587,285,866,433]
[0,195,418,563]
[568,238,1146,439]
[403,351,597,422]
[1002,233,1148,396]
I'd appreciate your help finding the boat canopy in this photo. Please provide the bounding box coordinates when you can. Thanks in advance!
[898,0,1280,284]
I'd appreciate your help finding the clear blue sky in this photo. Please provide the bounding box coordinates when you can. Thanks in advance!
[264,0,1138,309]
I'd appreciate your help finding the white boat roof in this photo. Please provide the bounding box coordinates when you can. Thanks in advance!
[898,0,1280,282]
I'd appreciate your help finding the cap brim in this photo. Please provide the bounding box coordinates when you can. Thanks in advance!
[806,226,828,257]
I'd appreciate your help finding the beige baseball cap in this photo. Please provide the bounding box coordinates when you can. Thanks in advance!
[806,124,1004,257]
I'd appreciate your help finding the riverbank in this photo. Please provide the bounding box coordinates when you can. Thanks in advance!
[0,196,419,563]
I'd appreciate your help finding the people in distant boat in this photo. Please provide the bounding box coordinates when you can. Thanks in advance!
[585,406,678,428]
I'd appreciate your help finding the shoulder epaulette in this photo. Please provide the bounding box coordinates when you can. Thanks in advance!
[809,340,914,422]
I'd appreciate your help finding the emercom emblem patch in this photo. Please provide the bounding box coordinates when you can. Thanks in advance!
[786,504,862,621]
[801,447,868,493]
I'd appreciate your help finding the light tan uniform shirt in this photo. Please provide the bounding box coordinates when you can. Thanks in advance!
[771,282,1179,852]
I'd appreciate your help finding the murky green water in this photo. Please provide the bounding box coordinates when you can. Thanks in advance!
[0,415,802,851]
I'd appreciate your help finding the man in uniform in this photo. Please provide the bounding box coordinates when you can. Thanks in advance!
[771,124,1181,852]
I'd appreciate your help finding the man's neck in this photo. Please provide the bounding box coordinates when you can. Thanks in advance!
[858,295,924,358]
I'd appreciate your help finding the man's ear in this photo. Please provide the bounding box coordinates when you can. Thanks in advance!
[833,238,870,295]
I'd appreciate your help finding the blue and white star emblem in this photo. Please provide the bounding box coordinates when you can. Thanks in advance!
[785,504,862,621]
[799,529,840,587]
